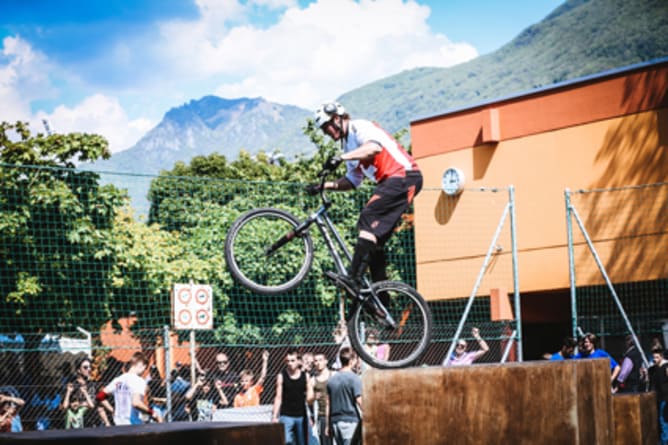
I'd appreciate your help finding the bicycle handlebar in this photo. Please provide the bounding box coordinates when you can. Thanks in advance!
[315,167,335,205]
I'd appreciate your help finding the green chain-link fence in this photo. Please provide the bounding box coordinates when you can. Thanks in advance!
[0,163,524,428]
[566,182,668,357]
[4,163,665,430]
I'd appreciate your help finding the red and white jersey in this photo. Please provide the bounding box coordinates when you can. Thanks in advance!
[344,119,419,188]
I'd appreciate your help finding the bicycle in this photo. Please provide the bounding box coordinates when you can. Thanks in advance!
[224,168,432,369]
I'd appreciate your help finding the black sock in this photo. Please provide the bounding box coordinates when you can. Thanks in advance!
[369,247,387,282]
[349,237,376,282]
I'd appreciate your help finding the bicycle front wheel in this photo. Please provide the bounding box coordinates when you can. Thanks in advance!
[348,281,432,369]
[224,208,313,295]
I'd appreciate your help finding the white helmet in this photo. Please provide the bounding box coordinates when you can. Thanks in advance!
[314,101,345,128]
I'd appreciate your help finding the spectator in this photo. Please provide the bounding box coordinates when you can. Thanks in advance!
[614,335,644,393]
[365,329,390,362]
[61,356,109,428]
[326,347,362,445]
[649,345,668,445]
[63,381,94,429]
[210,352,239,405]
[147,365,168,420]
[574,333,621,383]
[96,352,162,425]
[233,350,269,408]
[0,387,25,433]
[272,350,313,445]
[442,327,489,367]
[550,337,577,361]
[185,373,228,422]
[169,363,191,422]
[302,352,315,377]
[312,352,333,445]
[332,321,351,371]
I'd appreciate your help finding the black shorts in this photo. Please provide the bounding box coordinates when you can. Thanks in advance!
[357,172,423,244]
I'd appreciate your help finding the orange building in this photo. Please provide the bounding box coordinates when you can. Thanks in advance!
[409,58,668,357]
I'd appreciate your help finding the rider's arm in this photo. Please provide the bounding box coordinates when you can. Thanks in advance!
[341,141,382,163]
[324,177,355,192]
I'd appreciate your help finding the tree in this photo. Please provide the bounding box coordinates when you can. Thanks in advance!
[0,121,126,335]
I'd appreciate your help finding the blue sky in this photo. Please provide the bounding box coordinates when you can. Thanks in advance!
[0,0,562,153]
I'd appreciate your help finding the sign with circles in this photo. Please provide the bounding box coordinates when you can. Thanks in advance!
[172,283,213,330]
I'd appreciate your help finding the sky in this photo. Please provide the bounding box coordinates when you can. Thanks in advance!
[0,0,563,154]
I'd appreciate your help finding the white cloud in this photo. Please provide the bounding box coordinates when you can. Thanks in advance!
[2,1,478,156]
[158,0,478,108]
[37,95,155,154]
[0,36,53,123]
[0,37,152,154]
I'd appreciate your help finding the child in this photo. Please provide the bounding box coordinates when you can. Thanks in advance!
[185,373,227,421]
[63,382,94,429]
[233,350,268,408]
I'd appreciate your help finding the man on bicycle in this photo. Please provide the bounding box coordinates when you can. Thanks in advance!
[308,101,423,299]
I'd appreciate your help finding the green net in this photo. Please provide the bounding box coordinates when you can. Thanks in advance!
[0,162,524,428]
[567,182,668,352]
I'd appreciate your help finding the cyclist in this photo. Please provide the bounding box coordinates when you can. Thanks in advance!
[307,101,423,300]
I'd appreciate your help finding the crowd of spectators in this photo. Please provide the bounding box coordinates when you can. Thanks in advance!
[1,328,667,444]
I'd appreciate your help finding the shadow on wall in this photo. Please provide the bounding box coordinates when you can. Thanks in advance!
[578,71,668,286]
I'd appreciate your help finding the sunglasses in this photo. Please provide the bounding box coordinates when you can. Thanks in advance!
[217,360,229,365]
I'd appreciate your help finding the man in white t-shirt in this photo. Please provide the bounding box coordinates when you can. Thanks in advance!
[96,352,162,425]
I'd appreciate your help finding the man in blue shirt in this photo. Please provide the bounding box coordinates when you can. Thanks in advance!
[550,337,577,361]
[575,333,621,383]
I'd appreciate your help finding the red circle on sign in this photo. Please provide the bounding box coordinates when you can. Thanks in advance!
[195,287,209,305]
[178,288,192,304]
[178,309,192,325]
[196,309,210,326]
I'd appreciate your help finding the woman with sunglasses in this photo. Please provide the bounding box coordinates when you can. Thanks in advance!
[60,356,111,427]
[442,327,489,367]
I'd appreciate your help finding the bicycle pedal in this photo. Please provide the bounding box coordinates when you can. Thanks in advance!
[324,270,360,298]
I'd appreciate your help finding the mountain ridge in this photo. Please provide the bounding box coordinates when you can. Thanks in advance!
[87,0,668,212]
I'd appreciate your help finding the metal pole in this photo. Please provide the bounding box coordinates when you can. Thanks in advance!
[508,186,522,362]
[164,325,172,422]
[444,202,510,364]
[570,204,650,368]
[564,189,578,340]
[190,330,196,385]
[500,330,517,363]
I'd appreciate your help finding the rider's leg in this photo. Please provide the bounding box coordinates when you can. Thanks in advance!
[369,238,390,308]
[324,231,376,298]
[348,231,377,283]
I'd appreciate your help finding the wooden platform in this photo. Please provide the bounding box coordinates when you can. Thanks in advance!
[613,392,658,445]
[363,359,614,445]
[0,421,284,445]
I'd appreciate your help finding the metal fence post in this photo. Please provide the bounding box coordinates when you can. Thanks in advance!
[508,185,522,362]
[164,325,172,422]
[564,189,578,340]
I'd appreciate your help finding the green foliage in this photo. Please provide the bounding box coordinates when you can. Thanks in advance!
[144,120,419,340]
[0,122,123,334]
[0,119,419,345]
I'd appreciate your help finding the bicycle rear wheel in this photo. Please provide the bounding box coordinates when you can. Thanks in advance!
[348,281,432,369]
[225,208,313,295]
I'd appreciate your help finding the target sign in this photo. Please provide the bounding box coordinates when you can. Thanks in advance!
[172,284,213,330]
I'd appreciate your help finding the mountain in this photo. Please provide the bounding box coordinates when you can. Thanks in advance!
[92,96,312,176]
[90,0,668,212]
[339,0,668,133]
